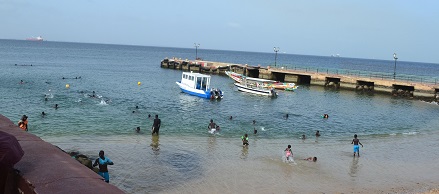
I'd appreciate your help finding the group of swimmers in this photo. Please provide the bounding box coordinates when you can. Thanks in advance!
[209,113,364,162]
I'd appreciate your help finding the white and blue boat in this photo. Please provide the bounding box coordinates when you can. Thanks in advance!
[176,71,223,99]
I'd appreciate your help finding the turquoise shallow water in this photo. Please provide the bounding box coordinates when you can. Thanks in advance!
[1,39,439,193]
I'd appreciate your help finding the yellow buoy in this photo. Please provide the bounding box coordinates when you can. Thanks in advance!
[137,81,141,86]
[66,84,70,88]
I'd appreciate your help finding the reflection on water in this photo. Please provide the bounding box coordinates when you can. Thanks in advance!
[151,135,160,155]
[241,146,248,160]
[349,157,360,178]
[207,136,216,156]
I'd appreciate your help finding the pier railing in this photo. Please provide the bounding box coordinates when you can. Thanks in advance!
[278,64,439,86]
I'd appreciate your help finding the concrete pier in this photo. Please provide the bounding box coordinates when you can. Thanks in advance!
[161,58,439,99]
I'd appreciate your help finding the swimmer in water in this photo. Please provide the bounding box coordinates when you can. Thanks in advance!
[315,130,321,137]
[90,91,96,98]
[54,104,58,109]
[41,112,46,117]
[136,127,140,133]
[304,157,317,162]
[323,114,329,119]
[229,116,233,120]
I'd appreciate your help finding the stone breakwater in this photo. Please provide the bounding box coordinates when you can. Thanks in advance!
[0,114,124,194]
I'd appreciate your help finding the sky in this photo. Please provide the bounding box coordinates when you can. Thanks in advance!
[1,0,439,63]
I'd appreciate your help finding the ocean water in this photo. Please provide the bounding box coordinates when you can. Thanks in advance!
[1,39,439,193]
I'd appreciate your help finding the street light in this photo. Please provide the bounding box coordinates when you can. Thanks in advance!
[393,53,398,80]
[194,43,200,60]
[273,47,280,67]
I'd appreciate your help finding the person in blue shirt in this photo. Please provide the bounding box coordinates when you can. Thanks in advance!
[93,150,114,183]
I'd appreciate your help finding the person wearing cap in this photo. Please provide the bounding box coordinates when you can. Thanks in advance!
[17,115,28,131]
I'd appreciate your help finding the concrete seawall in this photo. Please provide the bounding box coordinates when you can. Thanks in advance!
[0,115,125,194]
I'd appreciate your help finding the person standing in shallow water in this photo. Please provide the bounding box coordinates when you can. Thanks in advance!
[92,150,114,183]
[208,119,218,133]
[152,115,161,135]
[351,134,363,157]
[241,134,249,146]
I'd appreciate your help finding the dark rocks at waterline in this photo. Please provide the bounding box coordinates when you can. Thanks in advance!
[69,152,99,173]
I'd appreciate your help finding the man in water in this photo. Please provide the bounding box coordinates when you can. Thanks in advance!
[351,134,364,157]
[152,115,161,135]
[92,150,114,183]
[208,119,218,133]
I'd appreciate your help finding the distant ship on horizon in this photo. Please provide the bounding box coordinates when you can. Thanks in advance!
[26,36,43,41]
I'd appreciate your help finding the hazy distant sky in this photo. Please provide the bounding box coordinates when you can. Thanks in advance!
[1,0,438,63]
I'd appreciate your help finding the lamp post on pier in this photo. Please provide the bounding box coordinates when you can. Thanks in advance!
[273,47,280,67]
[194,43,200,60]
[393,53,398,80]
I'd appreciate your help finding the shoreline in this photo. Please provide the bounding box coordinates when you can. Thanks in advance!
[41,131,439,194]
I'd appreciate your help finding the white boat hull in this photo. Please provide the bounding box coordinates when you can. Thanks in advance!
[176,82,223,99]
[234,83,277,97]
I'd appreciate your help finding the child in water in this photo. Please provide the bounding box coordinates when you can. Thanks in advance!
[241,134,249,146]
[285,145,293,160]
[351,134,364,157]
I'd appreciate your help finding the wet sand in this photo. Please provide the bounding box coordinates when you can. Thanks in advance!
[44,129,439,194]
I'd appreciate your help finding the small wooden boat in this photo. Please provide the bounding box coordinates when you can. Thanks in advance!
[234,77,277,97]
[226,71,298,91]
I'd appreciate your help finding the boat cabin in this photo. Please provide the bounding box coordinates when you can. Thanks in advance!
[181,71,211,91]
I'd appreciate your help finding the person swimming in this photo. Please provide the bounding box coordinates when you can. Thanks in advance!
[304,157,317,162]
[54,104,58,109]
[323,114,329,119]
[90,91,96,98]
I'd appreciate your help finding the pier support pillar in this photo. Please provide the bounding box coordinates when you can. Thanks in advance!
[325,77,340,89]
[392,84,415,97]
